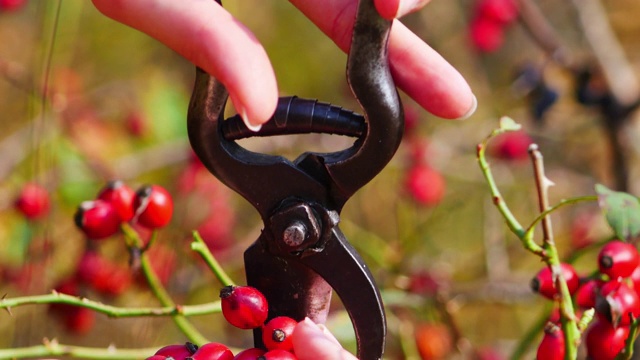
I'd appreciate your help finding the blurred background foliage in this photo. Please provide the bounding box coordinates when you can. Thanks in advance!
[0,0,639,359]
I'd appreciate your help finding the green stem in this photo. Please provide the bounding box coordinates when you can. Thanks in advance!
[616,317,640,360]
[523,196,598,241]
[122,224,209,345]
[191,231,236,287]
[477,135,544,256]
[0,292,220,317]
[0,340,158,359]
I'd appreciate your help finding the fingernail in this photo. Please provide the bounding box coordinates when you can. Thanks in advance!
[454,94,477,121]
[239,109,262,132]
[231,96,262,132]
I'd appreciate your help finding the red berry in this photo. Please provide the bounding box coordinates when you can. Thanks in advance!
[262,316,298,352]
[404,164,446,206]
[125,111,147,138]
[74,200,122,240]
[76,251,132,296]
[97,180,136,222]
[133,185,174,229]
[155,343,198,359]
[63,306,96,334]
[414,323,453,360]
[596,280,640,327]
[258,349,297,360]
[530,263,580,300]
[145,356,167,360]
[188,342,233,360]
[475,0,518,25]
[234,348,266,360]
[469,16,504,53]
[630,264,640,291]
[0,0,27,11]
[536,324,565,360]
[575,279,601,309]
[585,319,629,360]
[598,240,640,280]
[491,130,533,161]
[220,285,269,329]
[15,182,50,220]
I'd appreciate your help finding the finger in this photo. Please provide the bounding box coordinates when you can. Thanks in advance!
[374,0,432,20]
[91,0,278,129]
[289,0,476,120]
[292,318,358,360]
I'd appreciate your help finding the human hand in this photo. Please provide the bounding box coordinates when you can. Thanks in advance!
[292,317,358,360]
[91,0,475,130]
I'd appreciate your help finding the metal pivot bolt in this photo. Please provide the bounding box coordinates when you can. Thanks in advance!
[283,221,307,247]
[269,202,321,254]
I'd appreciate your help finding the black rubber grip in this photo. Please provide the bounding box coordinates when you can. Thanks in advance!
[222,96,366,140]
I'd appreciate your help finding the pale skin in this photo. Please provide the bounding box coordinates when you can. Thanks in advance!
[91,0,473,357]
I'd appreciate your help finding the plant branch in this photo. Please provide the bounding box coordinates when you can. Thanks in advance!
[528,145,580,360]
[122,224,209,345]
[0,292,220,318]
[191,231,236,287]
[0,339,158,359]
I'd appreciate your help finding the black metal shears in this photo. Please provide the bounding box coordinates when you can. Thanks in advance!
[187,1,403,359]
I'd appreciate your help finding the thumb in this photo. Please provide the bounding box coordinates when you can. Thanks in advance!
[292,318,357,360]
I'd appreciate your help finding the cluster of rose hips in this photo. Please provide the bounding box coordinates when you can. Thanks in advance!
[74,180,173,240]
[468,0,518,53]
[532,239,640,359]
[147,285,302,360]
[46,181,175,333]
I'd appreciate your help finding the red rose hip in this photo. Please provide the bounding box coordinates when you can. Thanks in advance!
[530,263,580,300]
[220,285,269,329]
[598,240,640,280]
[258,349,297,360]
[187,342,233,360]
[262,316,298,352]
[133,185,174,229]
[74,200,121,240]
[536,324,565,360]
[15,182,50,220]
[97,180,136,222]
[233,348,266,360]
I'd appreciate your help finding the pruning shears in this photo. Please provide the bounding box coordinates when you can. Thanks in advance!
[187,1,403,359]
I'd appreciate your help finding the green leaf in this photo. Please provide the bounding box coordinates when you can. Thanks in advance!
[595,184,640,241]
[499,117,521,132]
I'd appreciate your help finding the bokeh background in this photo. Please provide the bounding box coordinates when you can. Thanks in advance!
[0,0,639,359]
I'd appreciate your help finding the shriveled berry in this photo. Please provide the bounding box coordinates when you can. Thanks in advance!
[155,343,197,359]
[187,342,233,360]
[530,263,580,300]
[536,324,565,360]
[585,319,630,360]
[74,200,122,240]
[598,240,640,280]
[233,348,266,360]
[97,180,136,222]
[220,285,268,329]
[262,316,297,352]
[258,349,297,360]
[133,185,174,229]
[596,280,640,327]
[15,182,50,220]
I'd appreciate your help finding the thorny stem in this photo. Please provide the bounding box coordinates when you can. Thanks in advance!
[476,127,544,256]
[0,339,158,359]
[121,224,209,345]
[0,292,220,318]
[191,231,236,287]
[529,145,580,360]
